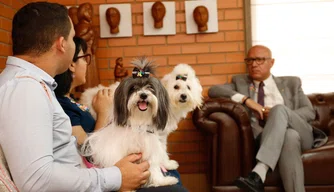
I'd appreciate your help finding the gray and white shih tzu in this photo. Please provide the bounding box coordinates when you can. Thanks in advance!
[82,57,179,188]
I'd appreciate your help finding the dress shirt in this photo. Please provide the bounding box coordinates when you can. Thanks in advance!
[231,75,284,107]
[0,56,121,192]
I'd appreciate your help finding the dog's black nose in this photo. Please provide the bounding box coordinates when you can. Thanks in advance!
[140,93,148,100]
[181,94,187,100]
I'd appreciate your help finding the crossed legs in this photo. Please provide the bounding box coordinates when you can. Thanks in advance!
[256,105,313,192]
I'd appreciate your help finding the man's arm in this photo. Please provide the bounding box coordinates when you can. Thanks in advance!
[292,77,315,122]
[0,80,120,192]
[208,76,264,120]
[208,76,247,103]
[208,82,237,98]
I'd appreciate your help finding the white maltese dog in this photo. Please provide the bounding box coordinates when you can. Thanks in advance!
[160,64,203,152]
[81,57,179,188]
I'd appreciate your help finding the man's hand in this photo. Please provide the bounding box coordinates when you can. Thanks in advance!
[244,98,264,120]
[263,106,271,120]
[115,154,150,191]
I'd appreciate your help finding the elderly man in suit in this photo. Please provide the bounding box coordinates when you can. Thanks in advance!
[208,45,315,192]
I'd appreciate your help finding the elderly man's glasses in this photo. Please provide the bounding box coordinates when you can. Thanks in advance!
[244,57,271,65]
[75,54,92,65]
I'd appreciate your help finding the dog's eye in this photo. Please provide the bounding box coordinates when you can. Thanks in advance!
[174,85,179,90]
[129,86,136,93]
[187,85,191,90]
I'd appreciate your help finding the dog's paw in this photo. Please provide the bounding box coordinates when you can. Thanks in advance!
[164,160,179,170]
[160,176,179,186]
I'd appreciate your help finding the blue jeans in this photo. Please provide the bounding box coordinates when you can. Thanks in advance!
[163,170,182,185]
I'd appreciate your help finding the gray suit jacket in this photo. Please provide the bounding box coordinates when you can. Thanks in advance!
[208,74,327,148]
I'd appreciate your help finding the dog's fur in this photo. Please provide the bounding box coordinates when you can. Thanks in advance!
[160,64,203,151]
[82,57,179,188]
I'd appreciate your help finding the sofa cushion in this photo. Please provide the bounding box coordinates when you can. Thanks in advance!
[303,136,334,185]
[308,93,334,134]
[0,145,18,192]
[264,136,334,186]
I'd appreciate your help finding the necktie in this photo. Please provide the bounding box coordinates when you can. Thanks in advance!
[257,81,265,127]
[257,81,265,106]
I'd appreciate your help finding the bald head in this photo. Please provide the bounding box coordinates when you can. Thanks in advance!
[247,45,272,58]
[246,45,275,81]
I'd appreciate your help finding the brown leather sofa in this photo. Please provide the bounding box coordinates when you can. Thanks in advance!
[193,93,334,192]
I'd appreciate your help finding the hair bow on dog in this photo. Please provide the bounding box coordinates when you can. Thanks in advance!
[132,67,150,78]
[176,74,187,81]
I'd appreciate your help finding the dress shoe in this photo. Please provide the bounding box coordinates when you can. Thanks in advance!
[235,172,264,192]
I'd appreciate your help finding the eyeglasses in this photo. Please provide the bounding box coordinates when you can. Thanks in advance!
[244,57,271,65]
[75,54,91,65]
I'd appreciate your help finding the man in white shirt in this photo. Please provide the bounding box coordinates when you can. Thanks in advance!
[0,2,187,192]
[208,45,316,192]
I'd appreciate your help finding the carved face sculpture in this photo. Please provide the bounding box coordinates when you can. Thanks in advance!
[193,6,209,32]
[116,57,123,67]
[151,1,166,29]
[78,3,93,22]
[68,7,79,26]
[106,7,121,34]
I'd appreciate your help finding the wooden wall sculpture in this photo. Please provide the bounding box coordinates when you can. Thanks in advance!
[151,1,166,29]
[193,6,209,32]
[106,7,121,34]
[69,3,100,91]
[114,57,128,82]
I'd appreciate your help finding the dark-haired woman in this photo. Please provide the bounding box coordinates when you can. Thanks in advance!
[54,36,112,146]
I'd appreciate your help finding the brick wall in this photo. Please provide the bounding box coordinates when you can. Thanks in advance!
[0,0,24,72]
[0,0,246,175]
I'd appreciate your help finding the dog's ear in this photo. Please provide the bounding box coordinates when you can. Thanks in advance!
[160,73,170,87]
[192,77,204,108]
[152,78,170,130]
[113,80,129,126]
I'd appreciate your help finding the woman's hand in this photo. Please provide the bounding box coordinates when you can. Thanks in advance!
[92,89,113,116]
[92,89,114,131]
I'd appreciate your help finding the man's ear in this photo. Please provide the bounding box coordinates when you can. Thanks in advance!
[56,36,66,53]
[270,58,275,68]
[69,62,76,73]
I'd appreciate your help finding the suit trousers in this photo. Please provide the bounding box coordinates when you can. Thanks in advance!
[256,105,314,192]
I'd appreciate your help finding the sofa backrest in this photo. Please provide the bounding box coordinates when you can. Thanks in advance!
[308,92,334,135]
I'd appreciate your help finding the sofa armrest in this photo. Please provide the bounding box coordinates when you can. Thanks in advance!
[193,98,255,186]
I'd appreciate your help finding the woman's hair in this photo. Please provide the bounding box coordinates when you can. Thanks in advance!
[54,36,88,97]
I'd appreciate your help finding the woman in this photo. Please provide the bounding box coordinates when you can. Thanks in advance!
[54,37,112,145]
